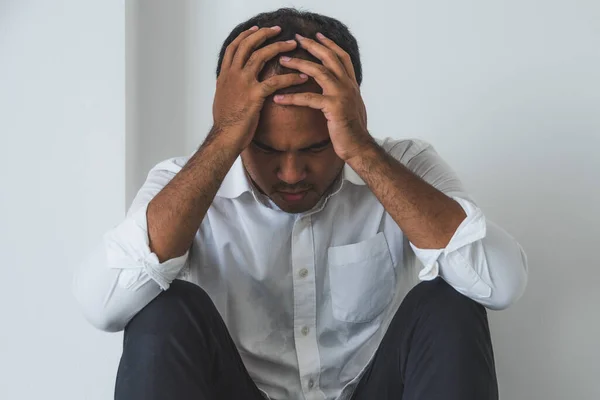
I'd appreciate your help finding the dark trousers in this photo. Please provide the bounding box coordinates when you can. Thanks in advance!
[115,278,498,400]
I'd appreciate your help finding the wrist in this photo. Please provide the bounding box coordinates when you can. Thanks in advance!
[344,138,381,165]
[208,124,249,155]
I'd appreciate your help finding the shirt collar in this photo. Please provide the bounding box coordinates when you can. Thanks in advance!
[215,156,366,199]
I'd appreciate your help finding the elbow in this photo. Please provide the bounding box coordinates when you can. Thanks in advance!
[72,243,132,333]
[73,279,130,332]
[482,221,529,311]
[73,216,172,333]
[81,307,128,333]
[485,271,527,311]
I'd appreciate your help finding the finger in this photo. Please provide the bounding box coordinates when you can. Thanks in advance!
[222,26,259,72]
[245,40,298,77]
[295,34,348,81]
[232,26,282,69]
[272,92,330,110]
[258,73,309,97]
[279,56,338,92]
[315,32,357,83]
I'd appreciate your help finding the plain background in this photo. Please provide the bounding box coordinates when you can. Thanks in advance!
[1,0,598,399]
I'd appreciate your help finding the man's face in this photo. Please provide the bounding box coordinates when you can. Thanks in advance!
[241,99,344,214]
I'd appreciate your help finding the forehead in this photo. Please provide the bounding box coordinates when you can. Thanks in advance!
[255,100,329,150]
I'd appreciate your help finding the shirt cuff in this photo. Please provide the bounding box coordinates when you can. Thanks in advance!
[410,196,487,281]
[104,203,189,291]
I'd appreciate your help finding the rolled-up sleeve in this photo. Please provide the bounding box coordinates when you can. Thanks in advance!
[73,158,189,332]
[395,139,528,310]
[106,202,189,291]
[411,198,528,310]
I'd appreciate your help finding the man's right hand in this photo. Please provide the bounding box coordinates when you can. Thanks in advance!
[212,25,308,151]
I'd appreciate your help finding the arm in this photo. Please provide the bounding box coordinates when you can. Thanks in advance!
[147,128,241,263]
[271,34,527,309]
[350,140,528,309]
[73,26,308,331]
[345,142,466,250]
[73,131,241,332]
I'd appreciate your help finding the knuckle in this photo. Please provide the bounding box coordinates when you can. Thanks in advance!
[324,48,336,58]
[262,79,275,89]
[237,38,250,49]
[245,54,257,67]
[260,80,277,92]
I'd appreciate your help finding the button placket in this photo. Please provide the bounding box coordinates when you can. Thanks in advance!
[291,215,324,399]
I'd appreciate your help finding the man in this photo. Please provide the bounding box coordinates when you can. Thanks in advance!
[74,8,528,400]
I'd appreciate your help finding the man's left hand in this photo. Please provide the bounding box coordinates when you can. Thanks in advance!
[273,33,374,161]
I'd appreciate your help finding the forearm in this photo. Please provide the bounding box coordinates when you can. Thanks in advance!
[73,129,242,331]
[147,126,243,262]
[346,142,467,249]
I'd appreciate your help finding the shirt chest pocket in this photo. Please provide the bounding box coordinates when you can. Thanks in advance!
[327,232,396,323]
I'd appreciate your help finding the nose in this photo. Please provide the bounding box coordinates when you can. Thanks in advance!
[277,153,307,185]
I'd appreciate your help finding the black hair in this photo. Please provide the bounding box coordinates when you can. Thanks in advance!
[215,8,362,86]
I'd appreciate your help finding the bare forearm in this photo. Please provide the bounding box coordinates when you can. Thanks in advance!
[346,143,466,249]
[147,126,243,262]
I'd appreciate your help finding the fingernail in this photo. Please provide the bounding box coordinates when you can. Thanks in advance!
[280,56,292,62]
[274,95,284,101]
[249,26,259,31]
[271,26,281,30]
[286,40,296,44]
[295,34,305,40]
[299,74,308,79]
[316,32,325,40]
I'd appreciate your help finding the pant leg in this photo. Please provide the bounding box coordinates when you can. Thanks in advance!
[114,280,265,400]
[351,277,498,400]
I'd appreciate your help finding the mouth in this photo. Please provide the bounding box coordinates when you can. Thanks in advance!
[277,190,309,202]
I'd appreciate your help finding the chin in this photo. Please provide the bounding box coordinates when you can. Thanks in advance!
[278,203,313,214]
[272,193,321,214]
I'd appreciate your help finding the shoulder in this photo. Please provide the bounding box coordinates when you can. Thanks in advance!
[147,155,190,176]
[126,154,192,217]
[375,137,436,163]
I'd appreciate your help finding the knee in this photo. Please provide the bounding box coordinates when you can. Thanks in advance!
[124,280,215,337]
[402,278,488,332]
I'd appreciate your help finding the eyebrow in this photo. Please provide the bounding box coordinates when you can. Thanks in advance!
[252,139,331,152]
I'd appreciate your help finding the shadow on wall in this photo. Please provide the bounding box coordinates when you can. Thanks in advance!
[126,0,191,207]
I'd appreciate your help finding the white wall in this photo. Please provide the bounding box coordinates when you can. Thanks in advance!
[0,1,124,399]
[3,1,594,399]
[128,1,600,399]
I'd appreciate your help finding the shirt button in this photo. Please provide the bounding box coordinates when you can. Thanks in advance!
[301,326,310,336]
[308,379,314,389]
[299,268,308,278]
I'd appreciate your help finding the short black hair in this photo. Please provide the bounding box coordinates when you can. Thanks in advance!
[216,8,362,86]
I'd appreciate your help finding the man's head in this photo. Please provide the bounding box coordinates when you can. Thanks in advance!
[216,8,362,213]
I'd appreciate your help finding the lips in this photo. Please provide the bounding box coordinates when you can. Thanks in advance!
[278,190,308,202]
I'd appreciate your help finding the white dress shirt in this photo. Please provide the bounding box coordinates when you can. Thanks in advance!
[74,138,528,400]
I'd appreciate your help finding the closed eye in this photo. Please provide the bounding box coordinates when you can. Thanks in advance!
[252,139,331,154]
[252,141,281,154]
[301,140,331,153]
[302,145,329,154]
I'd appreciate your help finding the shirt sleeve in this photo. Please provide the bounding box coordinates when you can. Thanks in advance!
[390,139,528,310]
[73,158,189,332]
